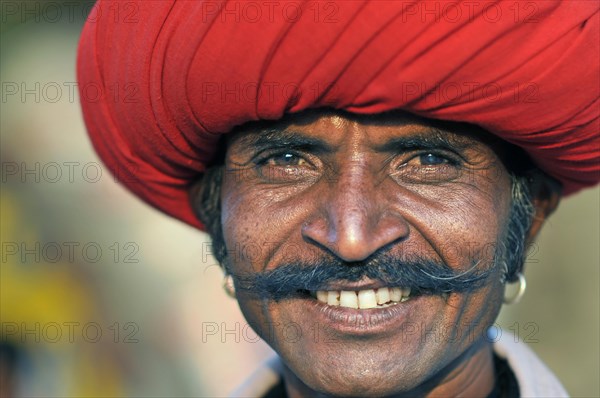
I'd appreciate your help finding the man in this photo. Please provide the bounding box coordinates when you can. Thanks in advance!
[77,1,599,397]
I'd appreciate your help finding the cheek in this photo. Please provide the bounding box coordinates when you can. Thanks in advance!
[449,279,505,355]
[234,293,272,341]
[221,178,315,271]
[395,178,512,267]
[221,177,265,270]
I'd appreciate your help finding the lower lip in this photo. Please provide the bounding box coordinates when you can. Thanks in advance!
[301,295,426,336]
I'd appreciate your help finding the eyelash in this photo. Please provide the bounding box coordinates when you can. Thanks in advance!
[253,150,312,167]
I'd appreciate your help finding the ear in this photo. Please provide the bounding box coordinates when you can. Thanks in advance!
[188,166,228,267]
[188,166,223,231]
[525,172,562,245]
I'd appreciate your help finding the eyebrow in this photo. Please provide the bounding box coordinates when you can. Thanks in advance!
[234,126,478,156]
[372,128,477,153]
[234,128,335,155]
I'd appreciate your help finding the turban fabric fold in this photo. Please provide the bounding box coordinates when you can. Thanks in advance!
[77,0,600,230]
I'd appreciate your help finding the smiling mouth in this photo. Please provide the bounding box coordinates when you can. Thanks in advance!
[308,287,412,309]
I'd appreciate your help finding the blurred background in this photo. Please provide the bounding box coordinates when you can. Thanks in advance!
[1,2,598,397]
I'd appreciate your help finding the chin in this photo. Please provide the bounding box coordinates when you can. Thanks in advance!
[282,344,437,398]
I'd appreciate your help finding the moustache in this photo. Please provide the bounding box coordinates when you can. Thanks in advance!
[230,251,496,301]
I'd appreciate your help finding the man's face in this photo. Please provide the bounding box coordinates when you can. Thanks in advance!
[220,111,513,396]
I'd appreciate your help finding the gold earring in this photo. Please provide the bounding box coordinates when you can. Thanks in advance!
[223,274,236,298]
[503,273,526,305]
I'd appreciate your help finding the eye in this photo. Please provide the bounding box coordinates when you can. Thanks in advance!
[252,150,318,183]
[391,151,461,184]
[262,152,307,167]
[418,153,450,166]
[402,152,456,168]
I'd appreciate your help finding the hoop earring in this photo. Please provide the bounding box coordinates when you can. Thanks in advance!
[503,273,526,305]
[223,274,236,298]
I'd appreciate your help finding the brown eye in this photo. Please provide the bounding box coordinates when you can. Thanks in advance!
[253,151,318,183]
[265,153,307,166]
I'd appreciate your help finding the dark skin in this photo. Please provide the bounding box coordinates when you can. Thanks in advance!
[192,110,560,397]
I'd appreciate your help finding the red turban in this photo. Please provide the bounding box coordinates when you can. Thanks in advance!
[78,0,599,230]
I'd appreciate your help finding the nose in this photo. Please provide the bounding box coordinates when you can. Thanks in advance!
[301,167,409,262]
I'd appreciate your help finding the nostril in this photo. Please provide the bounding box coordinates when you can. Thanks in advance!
[301,210,410,263]
[301,217,334,249]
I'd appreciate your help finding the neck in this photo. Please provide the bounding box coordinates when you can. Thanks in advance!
[282,337,497,398]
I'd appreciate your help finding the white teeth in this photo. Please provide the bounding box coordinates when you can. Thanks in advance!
[340,290,359,309]
[390,287,402,302]
[358,289,378,309]
[316,290,328,303]
[327,290,340,306]
[376,287,390,304]
[314,287,412,308]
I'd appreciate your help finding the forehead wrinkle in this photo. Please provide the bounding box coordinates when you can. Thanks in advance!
[328,114,349,129]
